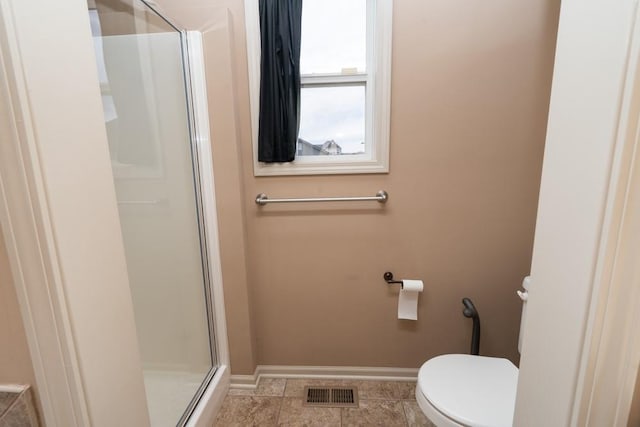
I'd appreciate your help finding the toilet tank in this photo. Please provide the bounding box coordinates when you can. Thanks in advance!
[517,276,532,354]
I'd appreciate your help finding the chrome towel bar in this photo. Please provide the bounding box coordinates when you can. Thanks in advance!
[255,190,388,206]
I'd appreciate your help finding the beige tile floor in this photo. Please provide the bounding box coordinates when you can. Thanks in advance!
[214,378,436,426]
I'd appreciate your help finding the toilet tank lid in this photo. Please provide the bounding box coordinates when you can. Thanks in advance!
[417,354,518,427]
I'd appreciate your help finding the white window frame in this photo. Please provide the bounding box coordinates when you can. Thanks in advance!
[244,0,393,176]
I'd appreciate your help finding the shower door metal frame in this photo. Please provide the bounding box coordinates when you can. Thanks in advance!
[180,32,232,426]
[175,28,222,427]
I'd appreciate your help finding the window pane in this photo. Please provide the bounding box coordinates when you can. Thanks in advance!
[298,86,365,156]
[300,0,367,75]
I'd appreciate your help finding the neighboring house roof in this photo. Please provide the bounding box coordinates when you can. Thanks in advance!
[297,138,342,155]
[320,140,342,155]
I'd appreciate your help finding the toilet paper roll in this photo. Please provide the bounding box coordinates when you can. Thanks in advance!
[398,280,424,320]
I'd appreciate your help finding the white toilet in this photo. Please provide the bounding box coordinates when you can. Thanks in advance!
[415,277,531,427]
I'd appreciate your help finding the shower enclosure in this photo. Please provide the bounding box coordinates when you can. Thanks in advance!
[88,1,224,425]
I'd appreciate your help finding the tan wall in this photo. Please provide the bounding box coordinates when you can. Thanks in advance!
[231,0,559,371]
[0,230,36,387]
[154,0,560,374]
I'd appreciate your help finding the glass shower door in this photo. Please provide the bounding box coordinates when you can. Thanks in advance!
[88,1,216,425]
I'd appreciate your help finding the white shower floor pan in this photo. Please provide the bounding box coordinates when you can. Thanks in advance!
[143,369,208,427]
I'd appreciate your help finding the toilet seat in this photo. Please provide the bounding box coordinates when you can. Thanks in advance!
[416,354,518,427]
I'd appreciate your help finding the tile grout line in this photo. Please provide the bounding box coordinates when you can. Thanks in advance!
[399,398,410,427]
[275,380,286,426]
[275,397,284,426]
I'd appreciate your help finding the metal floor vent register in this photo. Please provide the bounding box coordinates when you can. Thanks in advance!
[302,386,359,408]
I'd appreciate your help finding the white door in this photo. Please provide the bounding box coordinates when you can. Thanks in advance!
[514,1,640,426]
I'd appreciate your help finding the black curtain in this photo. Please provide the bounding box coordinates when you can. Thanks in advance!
[258,0,303,163]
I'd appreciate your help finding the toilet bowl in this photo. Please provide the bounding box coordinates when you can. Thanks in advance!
[415,277,530,426]
[415,354,518,427]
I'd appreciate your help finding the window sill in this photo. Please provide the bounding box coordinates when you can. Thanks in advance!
[254,156,389,176]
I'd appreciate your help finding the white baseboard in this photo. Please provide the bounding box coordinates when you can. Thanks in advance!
[0,384,27,393]
[228,374,258,389]
[229,365,419,389]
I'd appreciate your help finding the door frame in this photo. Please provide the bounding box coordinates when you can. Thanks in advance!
[570,4,640,422]
[0,0,150,425]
